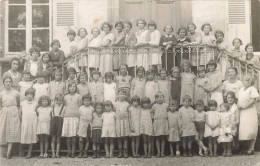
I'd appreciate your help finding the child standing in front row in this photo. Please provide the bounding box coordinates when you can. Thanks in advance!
[37,95,52,158]
[89,70,104,102]
[104,72,117,105]
[92,102,103,158]
[77,94,94,158]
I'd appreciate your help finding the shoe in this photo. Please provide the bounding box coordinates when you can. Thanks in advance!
[176,151,180,158]
[161,153,165,158]
[77,152,83,158]
[109,153,114,158]
[43,153,48,158]
[183,152,187,157]
[38,154,44,158]
[96,150,101,158]
[56,154,61,158]
[66,153,71,158]
[136,153,140,158]
[83,152,88,158]
[25,154,31,159]
[204,149,208,156]
[226,153,232,157]
[199,152,204,157]
[155,153,160,158]
[133,153,137,158]
[105,153,110,158]
[117,149,122,158]
[143,154,148,158]
[51,154,56,158]
[71,153,75,158]
[222,152,227,157]
[214,154,218,157]
[188,150,193,157]
[6,153,11,159]
[124,149,129,158]
[92,150,97,159]
[147,153,152,158]
[246,150,254,155]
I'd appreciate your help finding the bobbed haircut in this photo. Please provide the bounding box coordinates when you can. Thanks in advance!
[195,100,204,107]
[41,53,50,61]
[136,18,147,27]
[67,67,76,74]
[38,95,51,106]
[29,47,41,56]
[136,66,145,75]
[94,102,104,113]
[115,21,124,29]
[167,99,178,111]
[82,93,92,101]
[10,57,21,67]
[228,66,238,74]
[148,20,157,29]
[163,25,174,32]
[78,72,88,81]
[67,29,76,37]
[215,30,224,38]
[141,97,151,108]
[187,22,197,31]
[146,69,155,76]
[67,82,77,92]
[131,95,141,105]
[182,95,192,102]
[208,100,218,107]
[201,23,212,31]
[155,91,164,99]
[243,75,255,86]
[206,60,217,70]
[220,103,230,111]
[120,64,128,70]
[25,88,36,97]
[91,69,101,77]
[105,72,114,80]
[101,22,113,31]
[170,66,180,74]
[50,39,61,48]
[232,38,243,46]
[226,91,237,103]
[3,76,13,84]
[177,27,188,35]
[91,27,101,35]
[103,100,115,111]
[77,28,88,36]
[124,20,132,29]
[55,93,63,101]
[245,43,254,51]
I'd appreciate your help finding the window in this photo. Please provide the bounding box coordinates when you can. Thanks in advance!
[7,0,50,53]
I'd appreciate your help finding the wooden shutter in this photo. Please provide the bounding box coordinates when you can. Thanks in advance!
[228,0,246,24]
[53,0,76,27]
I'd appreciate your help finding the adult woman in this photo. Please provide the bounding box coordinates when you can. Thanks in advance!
[49,39,65,70]
[99,22,114,76]
[0,76,21,159]
[77,28,88,71]
[3,58,22,91]
[238,76,259,155]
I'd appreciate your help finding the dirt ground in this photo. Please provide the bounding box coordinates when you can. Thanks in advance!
[0,152,260,166]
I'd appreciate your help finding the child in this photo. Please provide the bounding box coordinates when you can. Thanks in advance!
[158,68,171,103]
[170,67,181,105]
[194,67,210,106]
[33,73,48,102]
[180,61,196,105]
[24,47,41,79]
[37,53,54,82]
[77,72,89,97]
[48,70,65,104]
[242,43,260,66]
[204,100,220,157]
[114,89,130,158]
[37,95,52,158]
[176,27,191,67]
[231,38,245,78]
[65,67,78,94]
[218,103,233,157]
[226,91,240,153]
[116,64,132,101]
[49,39,65,70]
[50,93,66,158]
[130,66,146,99]
[77,94,94,158]
[145,69,158,103]
[128,95,141,157]
[140,97,153,158]
[92,102,103,158]
[65,30,77,71]
[62,82,82,158]
[77,28,88,71]
[167,100,181,157]
[20,88,38,159]
[19,70,33,102]
[152,92,169,158]
[113,21,125,71]
[102,100,116,158]
[104,72,116,105]
[179,95,197,157]
[89,70,104,102]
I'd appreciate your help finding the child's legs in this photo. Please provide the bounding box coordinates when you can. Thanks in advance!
[160,135,166,154]
[131,137,135,155]
[104,138,109,154]
[39,135,44,154]
[51,136,56,155]
[227,142,232,154]
[135,136,140,154]
[249,139,256,151]
[28,144,33,155]
[72,137,77,154]
[222,143,227,154]
[208,137,213,155]
[142,135,148,155]
[187,137,192,150]
[109,138,114,154]
[117,137,122,149]
[56,136,61,155]
[79,137,84,152]
[85,125,91,151]
[123,137,128,149]
[155,136,161,154]
[169,142,174,155]
[182,137,187,150]
[213,137,218,155]
[147,136,152,155]
[44,135,49,154]
[66,137,72,154]
[6,143,13,155]
[176,142,180,152]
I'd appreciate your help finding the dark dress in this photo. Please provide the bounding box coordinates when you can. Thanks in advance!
[175,37,191,67]
[171,77,181,106]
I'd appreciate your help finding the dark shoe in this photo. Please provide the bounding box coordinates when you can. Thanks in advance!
[188,150,193,157]
[77,152,83,158]
[25,154,31,159]
[96,150,101,158]
[155,153,160,158]
[105,153,110,158]
[66,153,71,158]
[147,153,152,158]
[117,149,122,158]
[183,152,187,157]
[226,153,232,157]
[83,152,88,158]
[161,153,165,158]
[92,150,97,158]
[124,149,129,158]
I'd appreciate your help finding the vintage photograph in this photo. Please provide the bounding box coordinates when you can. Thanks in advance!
[0,0,260,165]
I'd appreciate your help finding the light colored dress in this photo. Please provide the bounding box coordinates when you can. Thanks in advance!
[125,31,137,68]
[48,81,65,101]
[89,81,104,102]
[207,71,223,107]
[204,111,220,137]
[37,106,52,135]
[140,108,153,136]
[158,79,171,103]
[77,83,89,97]
[131,77,146,99]
[180,72,196,105]
[3,70,22,91]
[77,105,94,137]
[19,81,33,102]
[152,103,169,136]
[129,106,141,136]
[115,101,130,137]
[188,32,202,66]
[136,29,149,70]
[33,83,48,102]
[238,86,259,140]
[218,111,233,143]
[101,111,116,137]
[104,82,116,105]
[88,36,102,69]
[0,90,20,144]
[200,33,216,65]
[65,40,78,71]
[222,80,243,98]
[167,111,180,142]
[216,41,230,80]
[20,100,38,144]
[148,30,161,65]
[229,103,239,136]
[77,37,88,67]
[113,31,125,69]
[231,49,246,79]
[194,76,210,106]
[145,81,158,103]
[179,106,197,137]
[116,75,132,99]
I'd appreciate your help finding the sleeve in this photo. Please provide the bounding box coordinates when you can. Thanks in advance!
[195,33,202,45]
[159,35,165,47]
[250,87,259,99]
[108,33,114,42]
[149,31,161,46]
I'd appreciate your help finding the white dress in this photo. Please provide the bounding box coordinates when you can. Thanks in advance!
[148,30,162,65]
[104,82,116,105]
[33,83,48,102]
[144,81,158,103]
[101,111,116,137]
[136,29,149,70]
[88,36,102,68]
[217,111,233,143]
[77,37,88,67]
[204,111,220,137]
[222,80,243,98]
[37,107,52,135]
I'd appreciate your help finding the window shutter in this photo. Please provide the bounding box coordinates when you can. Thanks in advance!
[228,0,246,24]
[54,0,75,26]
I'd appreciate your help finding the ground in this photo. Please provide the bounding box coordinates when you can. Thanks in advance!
[0,153,260,166]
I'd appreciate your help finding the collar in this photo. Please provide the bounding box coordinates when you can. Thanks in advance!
[178,37,187,42]
[165,34,173,38]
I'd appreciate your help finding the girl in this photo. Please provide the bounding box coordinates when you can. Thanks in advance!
[24,47,41,79]
[167,100,181,157]
[194,67,210,106]
[92,102,103,158]
[65,30,78,71]
[226,91,240,153]
[116,64,132,101]
[48,70,65,104]
[0,77,20,159]
[20,88,38,159]
[77,72,89,97]
[62,82,82,158]
[158,68,171,103]
[19,70,33,102]
[218,103,233,157]
[176,27,191,67]
[145,69,158,103]
[152,92,169,158]
[77,94,94,158]
[65,67,78,94]
[37,95,52,158]
[130,66,146,99]
[231,38,245,79]
[170,67,181,105]
[115,90,130,158]
[37,53,54,82]
[88,70,104,102]
[180,61,196,105]
[49,39,65,70]
[104,72,116,105]
[179,95,197,157]
[242,43,260,66]
[140,97,153,158]
[50,93,66,158]
[128,95,141,158]
[3,58,22,91]
[33,73,48,102]
[200,23,216,66]
[77,28,88,71]
[101,101,116,158]
[204,100,220,157]
[207,60,223,107]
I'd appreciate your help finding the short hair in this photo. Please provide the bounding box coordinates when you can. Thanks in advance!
[91,69,101,77]
[38,95,51,106]
[82,93,92,101]
[101,22,113,31]
[182,95,192,102]
[124,20,132,29]
[228,66,238,74]
[146,69,155,76]
[215,30,224,38]
[103,100,115,111]
[226,91,237,102]
[206,60,217,69]
[201,23,212,31]
[94,102,104,113]
[78,72,88,81]
[167,100,178,111]
[208,100,217,107]
[136,18,147,27]
[29,47,41,56]
[22,70,31,76]
[187,22,197,31]
[136,66,145,75]
[141,97,151,108]
[55,93,63,101]
[77,28,88,36]
[245,43,254,51]
[243,75,255,86]
[232,38,243,46]
[181,61,192,69]
[115,21,124,29]
[120,64,128,70]
[117,88,127,95]
[41,53,50,61]
[196,100,204,107]
[91,27,100,35]
[11,58,21,67]
[67,82,77,92]
[25,88,36,97]
[177,27,188,35]
[54,70,62,76]
[131,95,141,105]
[148,20,157,29]
[159,68,168,76]
[198,67,206,73]
[50,39,61,48]
[163,25,174,32]
[3,76,13,84]
[170,66,180,74]
[220,103,230,111]
[67,29,76,37]
[36,73,45,79]
[155,91,164,99]
[105,72,114,80]
[67,67,76,74]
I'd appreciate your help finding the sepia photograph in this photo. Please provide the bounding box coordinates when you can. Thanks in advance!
[0,0,260,165]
